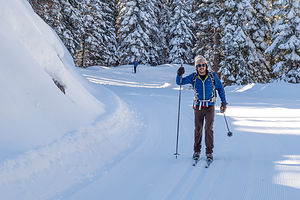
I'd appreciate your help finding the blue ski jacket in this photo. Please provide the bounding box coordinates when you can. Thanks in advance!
[176,72,227,106]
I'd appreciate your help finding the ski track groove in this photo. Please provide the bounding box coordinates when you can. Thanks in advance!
[162,158,206,200]
[261,132,287,200]
[176,159,208,200]
[243,139,256,200]
[187,158,228,200]
[59,67,300,199]
[163,114,236,200]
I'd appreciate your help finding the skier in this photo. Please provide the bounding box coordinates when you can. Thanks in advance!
[176,55,227,163]
[133,59,138,73]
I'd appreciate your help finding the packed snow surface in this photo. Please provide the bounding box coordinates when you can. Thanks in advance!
[1,0,300,199]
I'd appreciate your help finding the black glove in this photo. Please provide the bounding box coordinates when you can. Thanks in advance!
[177,66,185,76]
[220,102,228,113]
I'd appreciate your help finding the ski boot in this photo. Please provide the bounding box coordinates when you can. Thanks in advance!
[206,154,213,162]
[193,152,200,160]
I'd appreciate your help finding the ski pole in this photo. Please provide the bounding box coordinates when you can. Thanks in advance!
[223,113,233,137]
[174,76,182,159]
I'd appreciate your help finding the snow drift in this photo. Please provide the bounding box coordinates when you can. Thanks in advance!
[0,0,104,156]
[0,1,140,199]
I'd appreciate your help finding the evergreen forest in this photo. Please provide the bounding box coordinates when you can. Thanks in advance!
[28,0,300,85]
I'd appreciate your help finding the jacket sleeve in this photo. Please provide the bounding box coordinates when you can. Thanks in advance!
[176,73,195,85]
[213,72,227,103]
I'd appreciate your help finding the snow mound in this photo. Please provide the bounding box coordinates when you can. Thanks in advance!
[0,0,104,157]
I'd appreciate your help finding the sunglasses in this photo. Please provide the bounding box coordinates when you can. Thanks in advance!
[196,63,207,68]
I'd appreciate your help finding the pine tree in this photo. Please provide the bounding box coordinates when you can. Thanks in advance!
[168,0,195,64]
[79,0,118,67]
[193,0,223,72]
[116,0,159,65]
[242,0,271,82]
[103,0,118,66]
[79,0,101,67]
[157,0,171,64]
[265,0,300,83]
[148,0,161,65]
[28,0,62,30]
[219,0,243,85]
[59,0,84,62]
[219,0,269,85]
[249,0,273,73]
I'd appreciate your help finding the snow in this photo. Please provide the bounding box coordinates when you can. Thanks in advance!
[1,0,300,199]
[0,0,105,159]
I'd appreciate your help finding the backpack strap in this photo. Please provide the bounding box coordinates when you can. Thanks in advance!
[193,72,216,97]
[209,72,217,98]
[192,73,197,90]
[192,72,217,108]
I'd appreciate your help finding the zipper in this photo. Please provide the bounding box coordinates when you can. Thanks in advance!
[198,74,208,100]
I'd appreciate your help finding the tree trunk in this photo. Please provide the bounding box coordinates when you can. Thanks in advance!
[212,28,221,75]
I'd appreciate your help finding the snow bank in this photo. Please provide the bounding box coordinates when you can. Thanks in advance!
[228,82,300,100]
[0,0,104,158]
[0,94,140,199]
[0,1,142,199]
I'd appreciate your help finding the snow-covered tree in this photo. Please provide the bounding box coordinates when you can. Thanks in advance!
[103,0,118,66]
[29,0,118,68]
[116,0,160,65]
[249,0,273,68]
[149,0,163,65]
[28,0,84,64]
[219,0,246,85]
[78,0,118,67]
[168,0,195,64]
[193,0,223,72]
[157,0,171,64]
[59,0,83,55]
[242,0,271,82]
[265,0,300,83]
[219,0,271,85]
[29,0,297,84]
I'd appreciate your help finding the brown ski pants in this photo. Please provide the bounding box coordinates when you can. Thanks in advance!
[194,105,215,154]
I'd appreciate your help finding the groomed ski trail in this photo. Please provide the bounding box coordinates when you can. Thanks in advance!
[69,65,300,200]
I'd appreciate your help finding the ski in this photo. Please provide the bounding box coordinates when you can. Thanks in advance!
[192,158,199,166]
[205,159,213,168]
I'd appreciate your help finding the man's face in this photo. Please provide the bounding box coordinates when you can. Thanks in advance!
[196,62,207,75]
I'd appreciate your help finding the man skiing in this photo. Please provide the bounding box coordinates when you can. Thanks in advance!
[176,55,227,163]
[133,59,138,73]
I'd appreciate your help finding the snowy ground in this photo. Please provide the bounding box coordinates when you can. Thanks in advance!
[1,0,300,199]
[64,65,300,200]
[3,62,300,200]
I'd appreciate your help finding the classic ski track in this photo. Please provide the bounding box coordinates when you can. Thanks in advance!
[272,134,289,200]
[254,131,287,200]
[243,133,258,200]
[162,158,206,200]
[187,135,254,200]
[240,123,288,200]
[160,102,232,199]
[176,160,210,200]
[180,119,251,200]
[68,67,300,200]
[187,158,228,200]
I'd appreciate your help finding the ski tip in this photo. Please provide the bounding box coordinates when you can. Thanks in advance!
[205,161,213,168]
[192,159,199,166]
